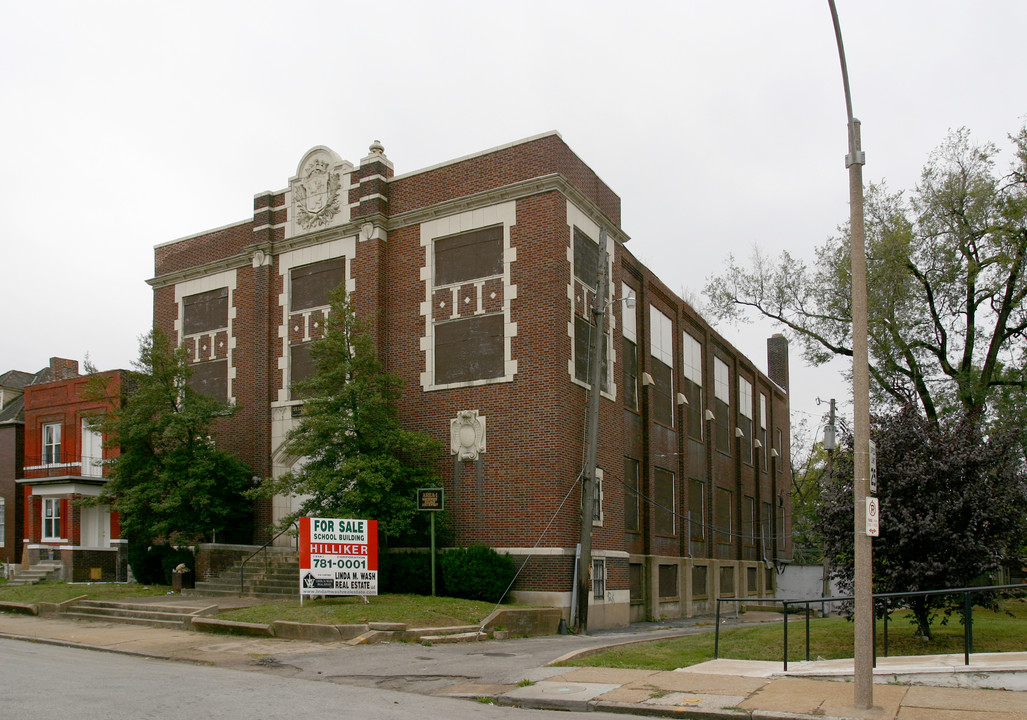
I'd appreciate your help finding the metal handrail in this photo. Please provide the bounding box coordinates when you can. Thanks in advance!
[714,583,1027,671]
[239,521,297,595]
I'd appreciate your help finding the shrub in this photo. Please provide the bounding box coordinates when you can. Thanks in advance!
[127,544,194,585]
[379,550,445,595]
[440,545,515,603]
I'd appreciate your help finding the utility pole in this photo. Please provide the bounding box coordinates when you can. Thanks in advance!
[576,228,609,635]
[828,0,874,708]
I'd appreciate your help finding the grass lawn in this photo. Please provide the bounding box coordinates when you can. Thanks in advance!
[217,594,504,628]
[0,582,173,604]
[566,599,1027,671]
[0,581,512,628]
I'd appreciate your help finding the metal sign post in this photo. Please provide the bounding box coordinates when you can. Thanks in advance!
[417,488,444,596]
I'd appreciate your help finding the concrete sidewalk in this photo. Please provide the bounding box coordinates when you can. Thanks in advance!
[501,654,1027,719]
[2,607,1026,719]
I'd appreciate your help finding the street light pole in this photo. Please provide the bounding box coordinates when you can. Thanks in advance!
[576,227,609,635]
[828,0,874,709]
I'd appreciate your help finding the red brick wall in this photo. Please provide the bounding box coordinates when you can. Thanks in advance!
[147,136,793,584]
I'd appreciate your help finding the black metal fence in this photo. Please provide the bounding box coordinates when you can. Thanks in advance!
[715,583,1027,671]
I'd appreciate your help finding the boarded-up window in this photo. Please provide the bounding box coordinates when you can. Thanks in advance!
[715,487,733,556]
[654,468,675,535]
[739,376,753,464]
[435,314,504,385]
[692,564,708,597]
[188,359,227,401]
[291,257,346,311]
[624,457,640,532]
[743,495,757,560]
[290,342,315,391]
[747,566,758,594]
[682,332,703,440]
[658,564,678,598]
[574,316,609,391]
[651,358,673,426]
[760,393,769,470]
[573,227,599,287]
[689,479,705,540]
[714,357,731,453]
[629,563,644,603]
[623,338,638,410]
[183,288,228,335]
[435,226,503,286]
[650,306,674,427]
[720,566,736,596]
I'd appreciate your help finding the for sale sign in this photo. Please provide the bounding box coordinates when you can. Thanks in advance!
[298,517,378,596]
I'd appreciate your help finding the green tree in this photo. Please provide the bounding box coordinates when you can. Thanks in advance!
[254,288,443,545]
[84,330,253,548]
[705,125,1027,441]
[818,408,1027,639]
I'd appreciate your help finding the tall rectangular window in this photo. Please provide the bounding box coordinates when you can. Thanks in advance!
[713,357,730,453]
[592,558,606,599]
[573,227,600,288]
[739,376,753,464]
[689,479,705,540]
[622,284,638,410]
[682,332,703,439]
[650,306,674,427]
[43,498,61,539]
[433,227,506,386]
[0,497,5,547]
[760,393,769,470]
[775,428,784,475]
[715,487,733,557]
[743,495,756,553]
[654,468,675,535]
[624,457,640,532]
[574,316,609,392]
[43,423,61,465]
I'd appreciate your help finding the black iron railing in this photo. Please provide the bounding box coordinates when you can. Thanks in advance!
[239,522,297,594]
[23,453,106,478]
[714,583,1027,671]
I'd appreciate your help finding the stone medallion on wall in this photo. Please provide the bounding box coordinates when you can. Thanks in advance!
[451,409,486,461]
[287,146,353,238]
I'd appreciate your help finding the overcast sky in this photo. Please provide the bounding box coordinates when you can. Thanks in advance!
[2,0,1025,433]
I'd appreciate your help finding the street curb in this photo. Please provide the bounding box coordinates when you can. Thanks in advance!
[546,630,699,666]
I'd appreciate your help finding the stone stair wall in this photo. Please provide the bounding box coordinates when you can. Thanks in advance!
[4,562,62,586]
[58,600,217,629]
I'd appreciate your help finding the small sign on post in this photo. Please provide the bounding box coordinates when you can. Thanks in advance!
[417,488,444,511]
[417,488,444,596]
[868,439,878,495]
[866,497,880,537]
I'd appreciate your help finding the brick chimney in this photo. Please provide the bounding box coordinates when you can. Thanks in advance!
[766,334,789,392]
[49,357,79,381]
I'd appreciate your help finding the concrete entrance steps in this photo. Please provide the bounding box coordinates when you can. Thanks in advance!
[4,562,62,586]
[192,552,301,599]
[58,600,218,629]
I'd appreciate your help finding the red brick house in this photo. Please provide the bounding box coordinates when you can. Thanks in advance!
[150,133,792,626]
[19,358,128,582]
[0,367,46,568]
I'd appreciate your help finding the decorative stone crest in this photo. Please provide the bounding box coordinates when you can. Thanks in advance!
[450,409,486,461]
[294,158,341,230]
